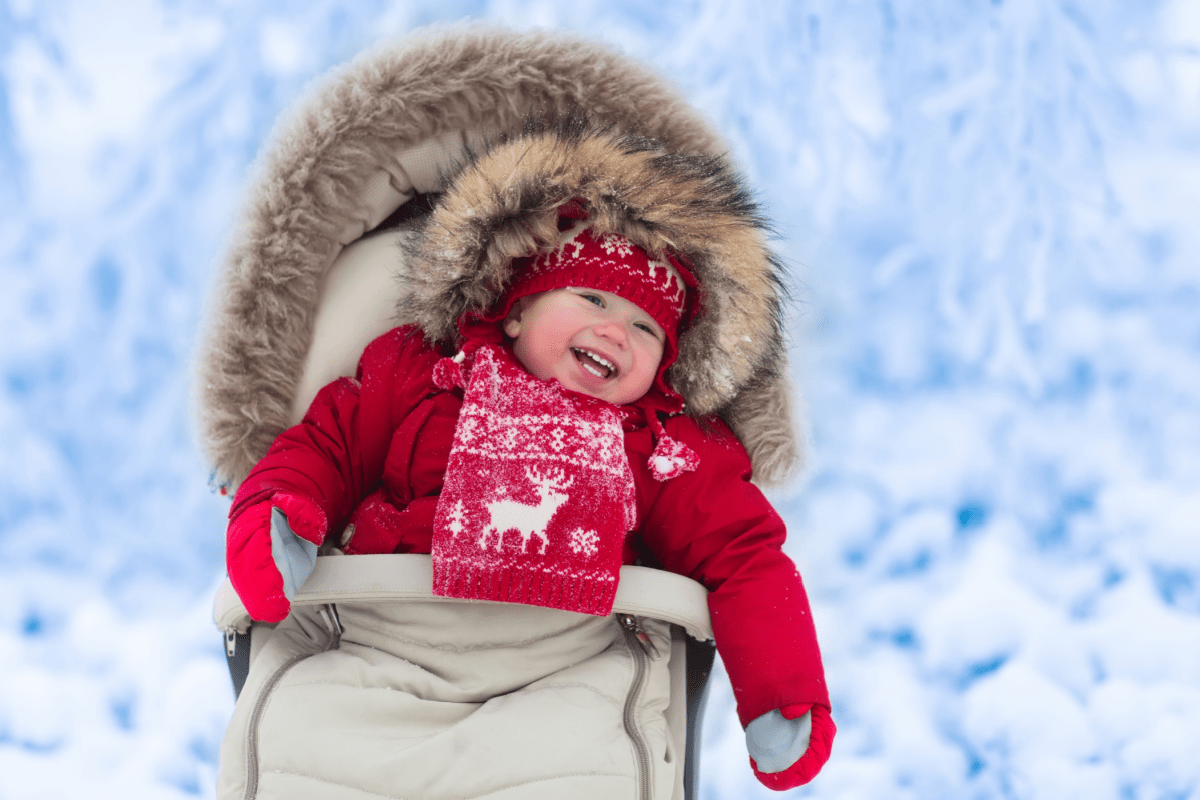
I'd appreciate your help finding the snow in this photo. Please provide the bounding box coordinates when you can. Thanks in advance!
[2,1,1197,798]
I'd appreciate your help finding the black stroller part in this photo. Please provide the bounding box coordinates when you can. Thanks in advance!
[683,636,717,800]
[225,630,251,698]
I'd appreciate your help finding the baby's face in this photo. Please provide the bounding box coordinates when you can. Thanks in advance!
[503,287,666,406]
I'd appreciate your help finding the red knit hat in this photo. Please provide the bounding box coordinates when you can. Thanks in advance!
[463,200,700,410]
[506,201,698,349]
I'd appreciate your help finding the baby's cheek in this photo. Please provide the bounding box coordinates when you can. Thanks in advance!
[632,349,664,392]
[510,335,551,380]
[643,343,667,374]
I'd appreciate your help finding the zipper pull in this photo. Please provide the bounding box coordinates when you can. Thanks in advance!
[318,604,343,649]
[618,614,662,661]
[225,629,238,657]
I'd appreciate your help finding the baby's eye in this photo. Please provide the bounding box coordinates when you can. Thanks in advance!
[635,322,661,338]
[581,293,604,307]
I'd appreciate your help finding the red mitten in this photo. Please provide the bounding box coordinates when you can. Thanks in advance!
[226,494,327,623]
[750,703,836,790]
[226,501,288,623]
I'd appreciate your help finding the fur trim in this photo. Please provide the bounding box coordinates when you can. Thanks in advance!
[195,25,802,488]
[402,121,788,422]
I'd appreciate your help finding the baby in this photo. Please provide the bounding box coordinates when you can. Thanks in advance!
[226,206,835,790]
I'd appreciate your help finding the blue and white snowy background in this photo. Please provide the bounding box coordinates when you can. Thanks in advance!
[2,0,1198,797]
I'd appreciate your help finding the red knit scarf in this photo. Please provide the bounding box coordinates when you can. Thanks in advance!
[431,344,643,615]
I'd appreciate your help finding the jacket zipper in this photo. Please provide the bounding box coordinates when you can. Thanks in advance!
[618,613,661,800]
[244,605,343,800]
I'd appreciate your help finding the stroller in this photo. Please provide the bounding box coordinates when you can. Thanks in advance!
[200,25,801,800]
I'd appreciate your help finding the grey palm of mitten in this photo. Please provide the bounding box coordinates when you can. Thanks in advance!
[745,708,813,773]
[270,507,319,601]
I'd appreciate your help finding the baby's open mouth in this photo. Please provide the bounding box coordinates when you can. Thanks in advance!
[572,348,616,379]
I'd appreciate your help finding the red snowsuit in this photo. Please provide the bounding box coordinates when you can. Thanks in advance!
[230,324,831,730]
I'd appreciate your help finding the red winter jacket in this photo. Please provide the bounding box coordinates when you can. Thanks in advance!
[230,325,830,728]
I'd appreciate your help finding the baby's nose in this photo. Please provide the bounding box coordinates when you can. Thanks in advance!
[595,320,629,346]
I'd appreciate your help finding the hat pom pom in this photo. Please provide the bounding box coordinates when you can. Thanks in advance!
[648,434,699,482]
[433,352,467,390]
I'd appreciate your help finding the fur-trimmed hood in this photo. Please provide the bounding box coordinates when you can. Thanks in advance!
[196,25,802,489]
[403,119,792,435]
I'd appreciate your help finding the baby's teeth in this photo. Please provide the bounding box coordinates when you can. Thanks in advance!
[580,349,613,369]
[574,348,613,378]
